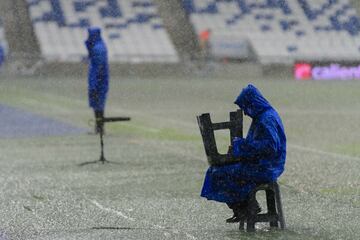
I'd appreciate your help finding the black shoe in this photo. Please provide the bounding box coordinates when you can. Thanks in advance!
[226,212,247,223]
[226,200,261,223]
[226,214,241,223]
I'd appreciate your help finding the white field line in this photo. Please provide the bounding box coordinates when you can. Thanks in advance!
[89,200,136,222]
[88,199,197,239]
[83,141,355,240]
[37,99,357,238]
[62,177,197,239]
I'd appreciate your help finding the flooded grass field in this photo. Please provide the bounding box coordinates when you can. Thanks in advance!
[0,73,359,239]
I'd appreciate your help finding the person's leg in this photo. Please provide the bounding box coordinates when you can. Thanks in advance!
[226,198,261,223]
[201,164,261,223]
[225,179,262,223]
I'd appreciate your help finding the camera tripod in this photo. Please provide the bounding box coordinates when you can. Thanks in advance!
[79,116,131,166]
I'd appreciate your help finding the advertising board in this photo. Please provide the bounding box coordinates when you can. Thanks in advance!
[294,63,360,80]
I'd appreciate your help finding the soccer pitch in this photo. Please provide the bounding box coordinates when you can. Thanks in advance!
[0,71,359,239]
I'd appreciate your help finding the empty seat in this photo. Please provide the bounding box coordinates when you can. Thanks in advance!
[27,0,179,63]
[182,0,360,63]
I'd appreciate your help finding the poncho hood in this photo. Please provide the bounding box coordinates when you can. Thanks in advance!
[86,27,102,49]
[234,84,272,118]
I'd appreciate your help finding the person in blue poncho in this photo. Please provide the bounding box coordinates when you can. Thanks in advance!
[0,45,4,69]
[85,27,109,134]
[201,84,286,223]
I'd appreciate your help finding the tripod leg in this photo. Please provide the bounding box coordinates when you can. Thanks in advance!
[99,125,107,163]
[95,110,104,134]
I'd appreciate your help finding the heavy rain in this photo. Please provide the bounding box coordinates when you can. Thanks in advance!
[0,0,359,239]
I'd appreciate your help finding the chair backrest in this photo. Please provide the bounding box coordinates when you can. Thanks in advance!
[197,110,243,166]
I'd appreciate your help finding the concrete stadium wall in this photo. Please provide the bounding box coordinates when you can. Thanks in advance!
[0,0,40,57]
[153,0,200,59]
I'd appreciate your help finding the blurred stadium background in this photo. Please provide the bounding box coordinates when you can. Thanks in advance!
[1,0,360,75]
[0,1,360,240]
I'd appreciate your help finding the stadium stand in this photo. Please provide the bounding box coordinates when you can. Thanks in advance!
[182,0,360,64]
[26,0,179,63]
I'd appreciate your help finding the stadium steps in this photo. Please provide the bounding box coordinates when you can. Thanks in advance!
[0,0,41,58]
[182,0,360,64]
[25,0,179,63]
[152,0,200,58]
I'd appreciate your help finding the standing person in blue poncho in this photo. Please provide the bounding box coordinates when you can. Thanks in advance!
[85,27,109,134]
[201,84,286,223]
[0,45,4,70]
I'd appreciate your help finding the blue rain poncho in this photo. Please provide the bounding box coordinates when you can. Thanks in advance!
[0,46,4,68]
[201,84,286,204]
[85,27,109,111]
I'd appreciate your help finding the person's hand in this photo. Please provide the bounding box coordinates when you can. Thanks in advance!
[232,137,244,146]
[227,145,233,158]
[85,40,90,50]
[232,137,245,158]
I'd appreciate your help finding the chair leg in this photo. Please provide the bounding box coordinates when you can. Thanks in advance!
[266,189,278,228]
[236,182,286,232]
[239,220,245,230]
[246,217,256,232]
[274,182,286,229]
[245,190,257,232]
